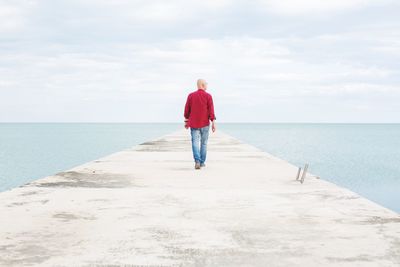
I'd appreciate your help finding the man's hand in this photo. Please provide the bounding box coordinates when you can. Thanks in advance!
[211,121,216,132]
[184,119,189,129]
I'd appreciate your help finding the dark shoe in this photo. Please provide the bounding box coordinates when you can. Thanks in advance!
[195,162,201,169]
[200,163,206,167]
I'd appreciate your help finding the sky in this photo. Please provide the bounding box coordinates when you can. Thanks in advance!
[0,0,399,122]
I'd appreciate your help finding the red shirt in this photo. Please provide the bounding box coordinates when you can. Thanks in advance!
[184,89,216,128]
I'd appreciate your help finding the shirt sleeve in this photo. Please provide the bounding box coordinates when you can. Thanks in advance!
[184,94,191,119]
[208,94,216,121]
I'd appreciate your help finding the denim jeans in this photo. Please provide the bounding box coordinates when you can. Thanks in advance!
[190,125,210,164]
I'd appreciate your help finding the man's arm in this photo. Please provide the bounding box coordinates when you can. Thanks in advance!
[208,94,216,122]
[208,94,216,132]
[184,94,191,128]
[184,94,191,119]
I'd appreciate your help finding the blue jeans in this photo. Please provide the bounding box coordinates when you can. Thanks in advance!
[190,125,210,164]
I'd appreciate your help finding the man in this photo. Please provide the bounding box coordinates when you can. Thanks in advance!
[184,79,216,169]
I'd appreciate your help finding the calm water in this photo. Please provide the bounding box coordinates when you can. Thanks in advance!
[0,123,180,192]
[0,123,399,213]
[222,123,400,213]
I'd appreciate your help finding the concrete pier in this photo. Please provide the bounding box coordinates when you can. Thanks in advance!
[0,129,399,266]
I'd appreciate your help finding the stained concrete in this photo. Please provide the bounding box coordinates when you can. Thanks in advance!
[0,128,399,267]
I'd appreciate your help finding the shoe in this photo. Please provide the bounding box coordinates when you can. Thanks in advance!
[200,163,206,167]
[195,162,201,169]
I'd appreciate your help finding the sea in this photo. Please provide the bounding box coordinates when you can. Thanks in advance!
[0,123,399,213]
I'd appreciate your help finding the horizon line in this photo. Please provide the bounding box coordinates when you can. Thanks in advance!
[1,121,399,124]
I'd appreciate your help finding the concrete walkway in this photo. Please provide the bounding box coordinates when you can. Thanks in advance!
[0,129,399,266]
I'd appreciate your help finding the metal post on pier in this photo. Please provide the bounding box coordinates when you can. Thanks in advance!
[295,163,309,184]
[300,164,308,184]
[296,167,301,181]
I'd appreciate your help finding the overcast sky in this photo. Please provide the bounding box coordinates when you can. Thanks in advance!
[0,0,399,122]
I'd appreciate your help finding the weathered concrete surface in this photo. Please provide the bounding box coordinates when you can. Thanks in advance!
[0,128,399,267]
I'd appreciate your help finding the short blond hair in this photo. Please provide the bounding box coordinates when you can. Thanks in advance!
[197,79,207,89]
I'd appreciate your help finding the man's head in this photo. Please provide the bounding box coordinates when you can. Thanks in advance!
[197,79,208,90]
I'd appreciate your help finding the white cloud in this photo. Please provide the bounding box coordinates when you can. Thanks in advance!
[1,36,393,97]
[257,0,395,16]
[0,0,399,122]
[0,4,23,32]
[0,0,37,32]
[62,0,232,24]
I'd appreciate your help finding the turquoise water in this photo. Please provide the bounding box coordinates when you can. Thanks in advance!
[0,123,399,213]
[221,123,400,213]
[0,123,180,192]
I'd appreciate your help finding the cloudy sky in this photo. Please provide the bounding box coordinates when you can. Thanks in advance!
[0,0,399,122]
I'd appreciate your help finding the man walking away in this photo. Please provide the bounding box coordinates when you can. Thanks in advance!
[184,79,216,169]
